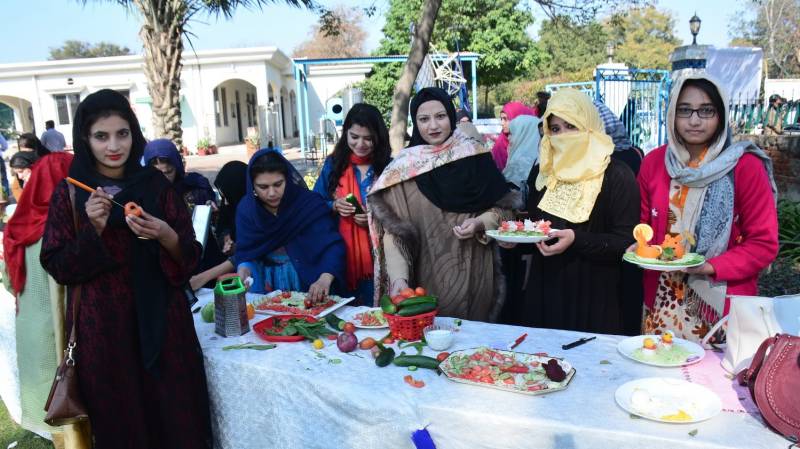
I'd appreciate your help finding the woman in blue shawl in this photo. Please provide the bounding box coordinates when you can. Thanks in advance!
[235,149,345,300]
[143,138,216,208]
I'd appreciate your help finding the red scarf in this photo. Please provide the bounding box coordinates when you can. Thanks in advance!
[335,154,373,291]
[3,153,73,295]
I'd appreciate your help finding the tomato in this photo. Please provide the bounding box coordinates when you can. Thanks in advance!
[271,297,282,304]
[403,375,424,388]
[383,336,395,344]
[436,352,450,362]
[414,287,427,296]
[391,295,406,305]
[503,377,516,385]
[304,299,313,308]
[327,334,338,340]
[359,337,377,350]
[281,291,292,299]
[399,288,416,299]
[343,322,356,334]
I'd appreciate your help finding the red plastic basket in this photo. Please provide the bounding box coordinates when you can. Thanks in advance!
[384,309,438,341]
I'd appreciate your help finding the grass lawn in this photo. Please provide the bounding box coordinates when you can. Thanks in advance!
[0,401,53,449]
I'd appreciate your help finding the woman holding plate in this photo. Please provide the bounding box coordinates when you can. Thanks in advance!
[637,73,778,342]
[501,89,639,334]
[235,149,346,300]
[369,87,517,321]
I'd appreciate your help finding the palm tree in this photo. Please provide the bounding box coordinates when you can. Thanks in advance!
[83,0,313,147]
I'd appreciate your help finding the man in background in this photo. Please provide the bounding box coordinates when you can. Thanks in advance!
[764,95,785,136]
[40,120,66,151]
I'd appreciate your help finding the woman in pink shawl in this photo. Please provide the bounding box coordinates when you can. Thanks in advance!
[491,101,537,170]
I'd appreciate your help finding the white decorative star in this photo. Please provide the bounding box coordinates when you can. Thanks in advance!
[651,208,658,217]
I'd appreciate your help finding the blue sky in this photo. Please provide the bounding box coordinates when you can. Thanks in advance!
[0,0,751,64]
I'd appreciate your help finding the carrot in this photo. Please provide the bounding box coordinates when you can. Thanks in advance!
[65,177,96,194]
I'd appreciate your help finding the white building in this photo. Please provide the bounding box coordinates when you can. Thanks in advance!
[0,47,374,151]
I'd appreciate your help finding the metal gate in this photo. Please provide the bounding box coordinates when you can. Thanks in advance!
[594,68,671,151]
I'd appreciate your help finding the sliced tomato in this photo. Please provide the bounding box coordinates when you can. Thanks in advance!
[436,352,450,362]
[503,377,516,385]
[500,365,529,374]
[281,291,292,299]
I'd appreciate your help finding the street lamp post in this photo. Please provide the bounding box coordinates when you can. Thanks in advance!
[689,13,702,46]
[606,42,615,64]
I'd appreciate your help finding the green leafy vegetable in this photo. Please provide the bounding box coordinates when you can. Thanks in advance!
[222,343,276,351]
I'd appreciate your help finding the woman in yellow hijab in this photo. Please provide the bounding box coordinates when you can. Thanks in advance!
[500,89,640,334]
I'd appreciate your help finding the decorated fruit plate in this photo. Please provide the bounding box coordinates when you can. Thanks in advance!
[336,306,388,329]
[252,314,319,343]
[248,291,355,318]
[622,252,705,272]
[485,229,557,244]
[615,377,722,423]
[617,335,705,367]
[439,347,575,396]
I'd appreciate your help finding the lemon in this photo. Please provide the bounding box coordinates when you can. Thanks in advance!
[633,223,654,243]
[312,339,324,350]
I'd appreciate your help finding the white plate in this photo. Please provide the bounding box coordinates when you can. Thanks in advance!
[336,306,388,329]
[623,252,705,271]
[615,377,722,423]
[486,229,557,244]
[249,291,355,319]
[617,335,705,367]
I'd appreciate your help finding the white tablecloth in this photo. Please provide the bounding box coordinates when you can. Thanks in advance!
[203,290,787,448]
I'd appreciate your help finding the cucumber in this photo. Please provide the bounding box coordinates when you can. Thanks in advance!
[345,193,365,214]
[393,355,441,370]
[395,302,437,317]
[375,346,395,367]
[379,294,397,314]
[396,295,438,310]
[325,313,346,331]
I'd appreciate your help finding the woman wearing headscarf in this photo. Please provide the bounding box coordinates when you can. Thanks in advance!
[214,160,248,255]
[40,89,212,447]
[637,74,778,342]
[490,101,537,171]
[501,89,639,333]
[143,138,216,208]
[2,152,92,448]
[9,151,39,201]
[502,115,542,191]
[369,87,517,321]
[235,149,345,299]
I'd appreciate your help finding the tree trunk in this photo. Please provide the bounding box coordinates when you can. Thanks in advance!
[135,0,187,148]
[388,0,443,153]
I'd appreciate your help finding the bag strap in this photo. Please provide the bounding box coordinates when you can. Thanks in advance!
[66,184,82,344]
[739,334,778,386]
[701,315,729,349]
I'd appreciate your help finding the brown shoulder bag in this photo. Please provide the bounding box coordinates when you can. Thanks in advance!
[43,183,89,426]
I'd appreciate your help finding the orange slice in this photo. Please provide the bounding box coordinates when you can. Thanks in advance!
[633,223,654,244]
[636,244,663,259]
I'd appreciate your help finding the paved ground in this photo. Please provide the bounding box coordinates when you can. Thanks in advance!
[185,144,324,186]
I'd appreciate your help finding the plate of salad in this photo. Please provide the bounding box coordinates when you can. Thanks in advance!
[439,347,576,396]
[336,307,388,329]
[249,290,355,318]
[486,219,556,244]
[253,315,335,342]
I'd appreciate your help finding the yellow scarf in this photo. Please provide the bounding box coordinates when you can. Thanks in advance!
[535,89,614,223]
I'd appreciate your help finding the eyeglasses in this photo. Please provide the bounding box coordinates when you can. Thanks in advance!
[675,106,717,119]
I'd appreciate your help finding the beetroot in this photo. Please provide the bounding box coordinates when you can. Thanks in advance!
[337,332,358,353]
[543,359,567,382]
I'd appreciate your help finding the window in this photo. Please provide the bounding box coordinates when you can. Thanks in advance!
[54,93,80,125]
[214,89,220,127]
[221,87,229,127]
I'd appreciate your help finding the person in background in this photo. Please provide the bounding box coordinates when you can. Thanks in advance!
[637,74,778,342]
[500,89,639,334]
[532,91,551,118]
[2,151,92,448]
[456,109,472,123]
[491,101,537,170]
[502,115,542,191]
[235,149,345,299]
[17,133,52,158]
[9,151,39,201]
[188,161,248,291]
[369,87,517,321]
[313,103,392,305]
[40,120,67,152]
[594,99,645,175]
[0,132,10,200]
[764,94,784,136]
[40,89,212,447]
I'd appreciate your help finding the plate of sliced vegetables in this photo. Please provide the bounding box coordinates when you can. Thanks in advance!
[249,290,355,318]
[439,347,575,396]
[486,219,556,244]
[253,315,335,342]
[336,307,389,329]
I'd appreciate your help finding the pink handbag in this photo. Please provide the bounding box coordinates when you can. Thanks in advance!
[739,334,800,442]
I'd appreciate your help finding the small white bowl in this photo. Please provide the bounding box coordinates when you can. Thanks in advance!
[424,324,454,351]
